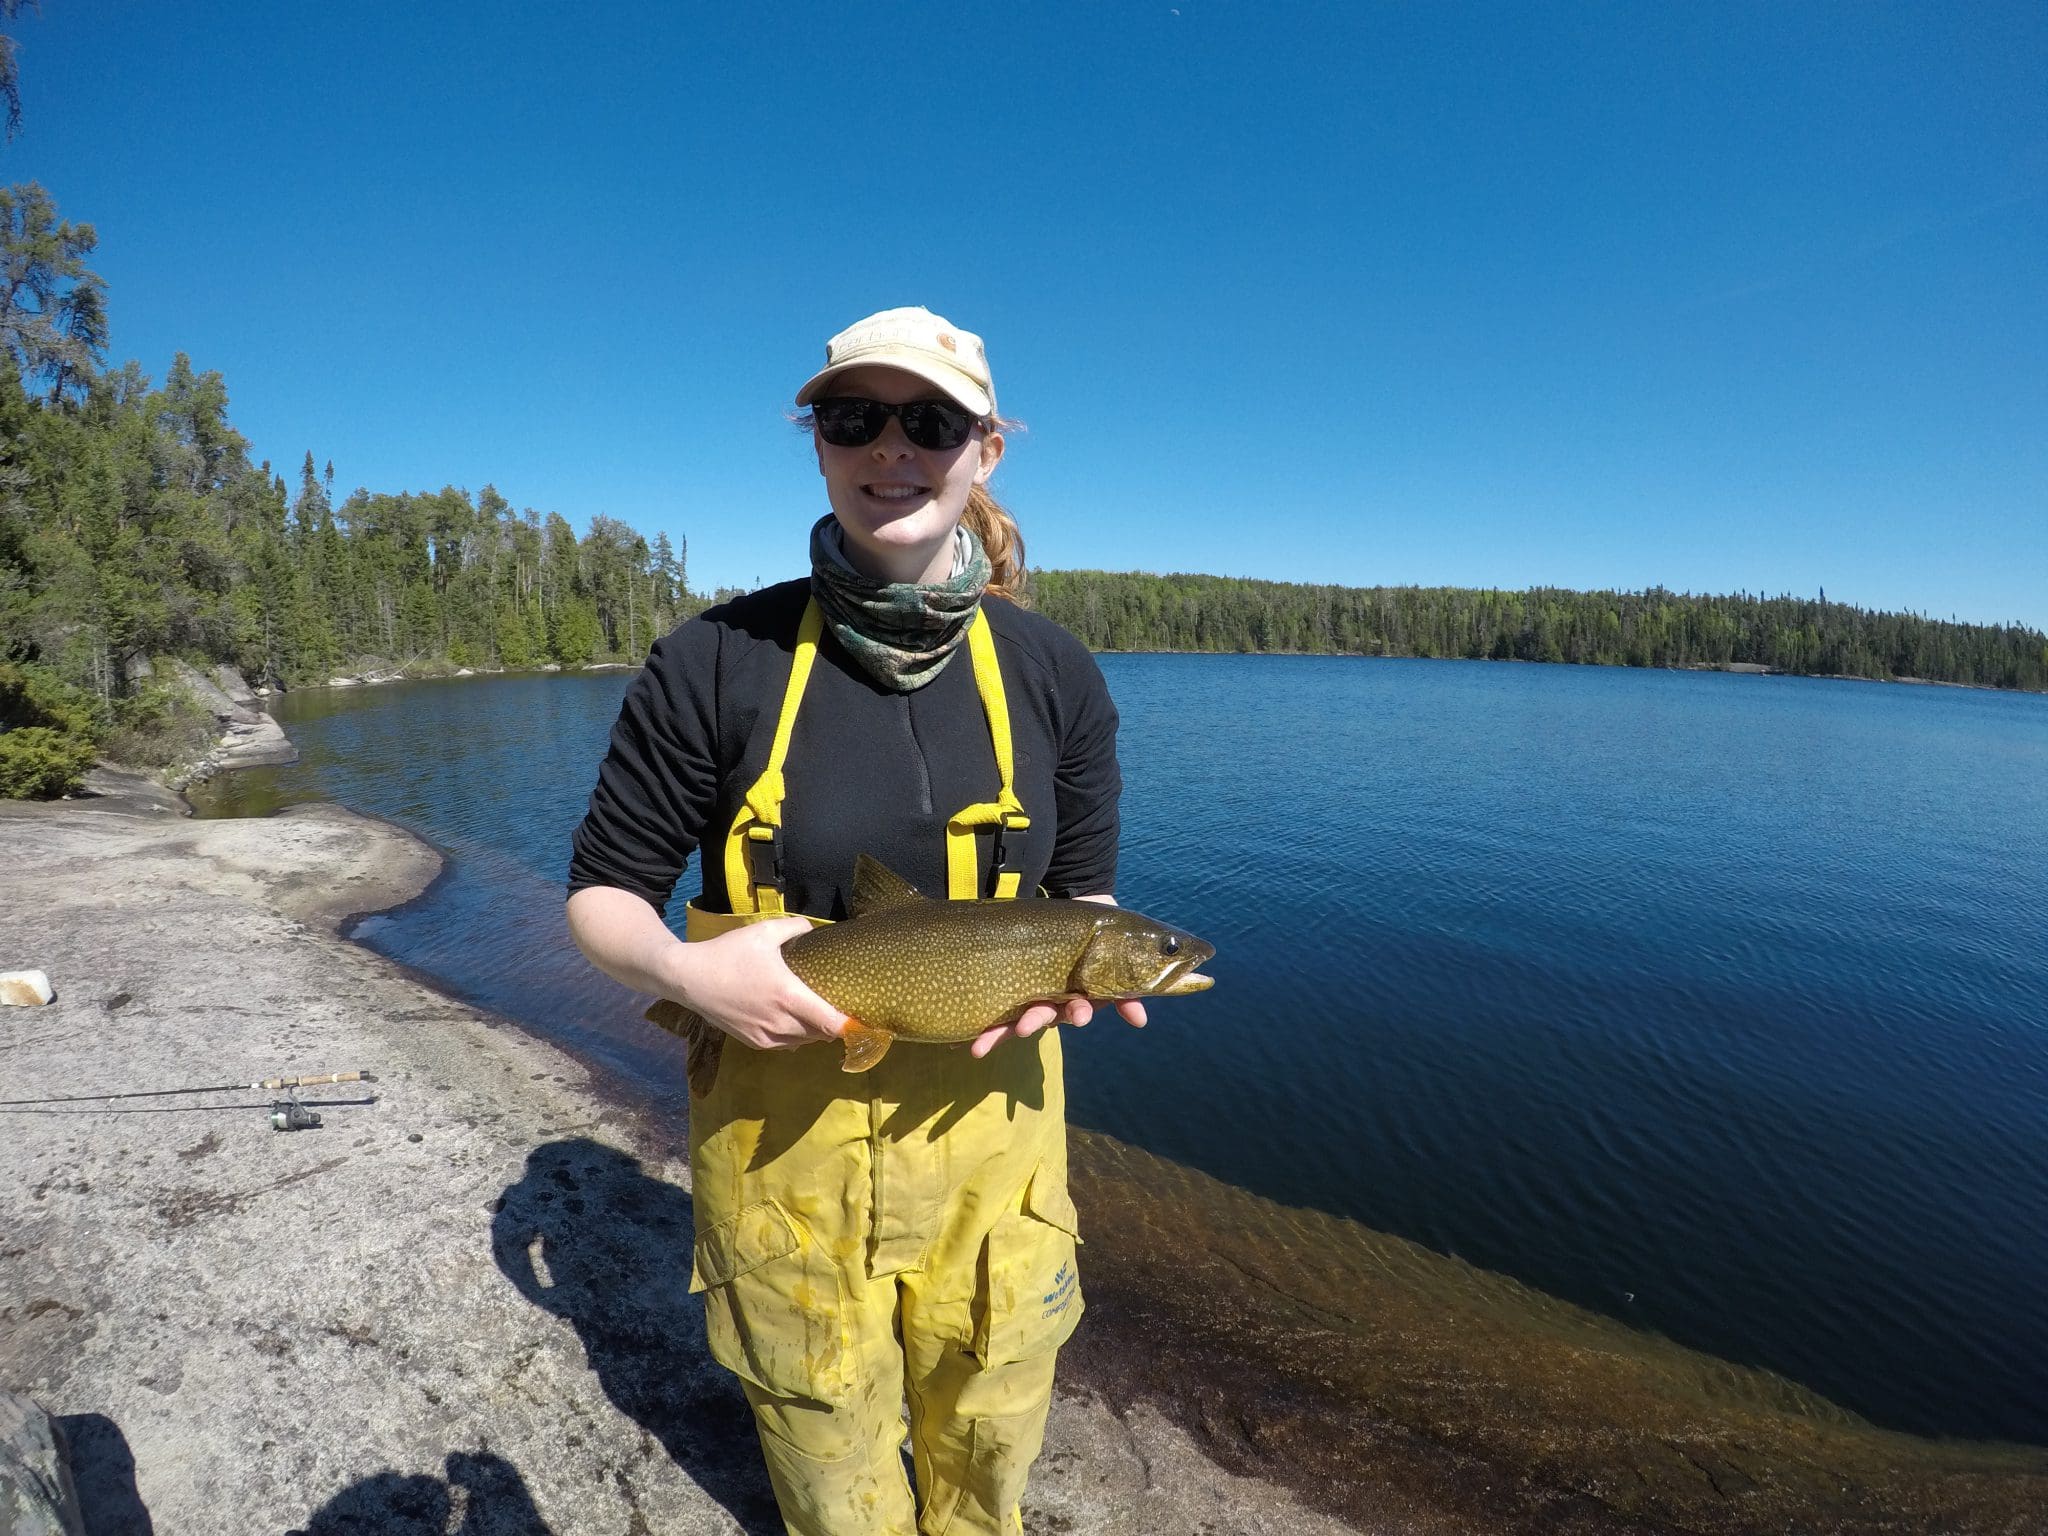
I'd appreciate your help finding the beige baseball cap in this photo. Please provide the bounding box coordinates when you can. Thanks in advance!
[795,306,996,417]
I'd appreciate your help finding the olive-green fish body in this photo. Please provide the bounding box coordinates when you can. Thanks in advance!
[783,898,1117,1043]
[646,854,1215,1093]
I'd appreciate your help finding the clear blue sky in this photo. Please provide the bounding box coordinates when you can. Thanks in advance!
[9,2,2044,626]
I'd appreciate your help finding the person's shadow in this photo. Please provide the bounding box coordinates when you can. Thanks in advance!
[286,1451,551,1535]
[490,1137,780,1535]
[54,1412,153,1535]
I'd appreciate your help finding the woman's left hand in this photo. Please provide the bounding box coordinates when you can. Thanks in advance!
[968,995,1147,1058]
[967,892,1146,1059]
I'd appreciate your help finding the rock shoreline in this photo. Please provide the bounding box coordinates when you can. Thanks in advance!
[121,659,298,792]
[0,792,1358,1535]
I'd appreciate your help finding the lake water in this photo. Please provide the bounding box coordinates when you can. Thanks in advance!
[193,657,2048,1445]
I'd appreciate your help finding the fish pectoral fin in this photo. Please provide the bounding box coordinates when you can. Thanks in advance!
[645,998,725,1099]
[645,998,693,1033]
[839,1017,894,1073]
[849,853,926,917]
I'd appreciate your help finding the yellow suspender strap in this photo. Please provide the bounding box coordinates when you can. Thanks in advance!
[683,902,827,941]
[717,599,1027,915]
[719,599,824,917]
[946,610,1030,900]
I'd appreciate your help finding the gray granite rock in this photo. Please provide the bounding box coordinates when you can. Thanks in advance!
[149,659,297,777]
[0,1391,85,1536]
[72,766,186,815]
[210,665,258,706]
[162,659,262,727]
[208,713,297,770]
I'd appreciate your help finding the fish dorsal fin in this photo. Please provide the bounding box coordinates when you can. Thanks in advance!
[839,1017,894,1073]
[850,853,926,917]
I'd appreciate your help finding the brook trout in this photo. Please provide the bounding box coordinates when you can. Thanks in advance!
[646,853,1215,1096]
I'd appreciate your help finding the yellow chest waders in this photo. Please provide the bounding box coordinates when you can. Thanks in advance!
[679,596,1082,1536]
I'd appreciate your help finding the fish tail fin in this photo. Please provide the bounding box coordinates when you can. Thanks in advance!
[645,998,725,1099]
[839,1017,893,1073]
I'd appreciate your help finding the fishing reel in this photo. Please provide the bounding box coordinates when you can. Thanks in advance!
[262,1070,373,1130]
[269,1094,322,1132]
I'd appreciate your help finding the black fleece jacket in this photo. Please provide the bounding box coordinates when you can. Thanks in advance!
[567,580,1121,920]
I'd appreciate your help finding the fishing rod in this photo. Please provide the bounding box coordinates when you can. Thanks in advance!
[0,1071,377,1131]
[0,1071,376,1106]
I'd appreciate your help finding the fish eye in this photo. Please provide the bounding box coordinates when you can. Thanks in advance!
[1161,935,1180,956]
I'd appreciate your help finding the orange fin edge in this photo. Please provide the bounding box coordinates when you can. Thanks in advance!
[839,1017,893,1073]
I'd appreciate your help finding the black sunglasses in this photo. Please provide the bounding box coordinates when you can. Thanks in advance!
[812,396,982,452]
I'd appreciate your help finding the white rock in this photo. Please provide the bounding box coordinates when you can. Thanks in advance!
[0,970,54,1006]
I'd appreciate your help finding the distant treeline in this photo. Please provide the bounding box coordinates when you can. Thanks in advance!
[1031,571,2048,693]
[2,188,692,696]
[0,359,690,693]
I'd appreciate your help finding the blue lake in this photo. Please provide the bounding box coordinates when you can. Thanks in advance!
[195,656,2048,1445]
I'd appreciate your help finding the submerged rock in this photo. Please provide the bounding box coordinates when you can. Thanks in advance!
[1064,1129,2048,1534]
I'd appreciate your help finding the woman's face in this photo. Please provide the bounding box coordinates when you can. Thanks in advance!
[813,364,1004,584]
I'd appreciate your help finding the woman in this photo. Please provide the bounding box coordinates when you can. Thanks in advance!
[565,305,1140,1536]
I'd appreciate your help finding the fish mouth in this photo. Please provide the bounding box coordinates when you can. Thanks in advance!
[1151,942,1216,996]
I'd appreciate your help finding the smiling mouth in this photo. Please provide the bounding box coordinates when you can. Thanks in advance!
[862,483,929,502]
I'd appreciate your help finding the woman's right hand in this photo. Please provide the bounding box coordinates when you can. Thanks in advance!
[671,916,848,1052]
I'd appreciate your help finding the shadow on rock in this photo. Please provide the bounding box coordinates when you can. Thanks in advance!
[286,1451,551,1535]
[55,1412,153,1536]
[491,1137,779,1535]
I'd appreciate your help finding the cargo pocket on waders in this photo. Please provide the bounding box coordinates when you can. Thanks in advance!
[690,1198,849,1408]
[975,1165,1085,1370]
[931,1166,1084,1534]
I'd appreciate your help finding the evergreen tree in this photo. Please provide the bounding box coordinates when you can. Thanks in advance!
[1,1,40,141]
[0,182,106,403]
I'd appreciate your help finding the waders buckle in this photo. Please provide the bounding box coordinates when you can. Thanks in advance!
[989,811,1031,895]
[745,825,785,893]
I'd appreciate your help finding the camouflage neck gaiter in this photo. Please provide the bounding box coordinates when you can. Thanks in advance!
[808,515,991,693]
